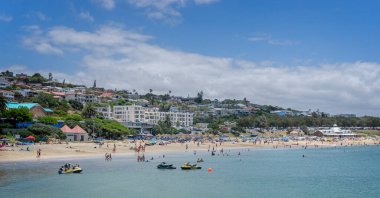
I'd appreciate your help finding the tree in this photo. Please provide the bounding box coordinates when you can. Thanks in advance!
[81,119,102,138]
[208,122,220,130]
[82,103,97,118]
[38,116,58,125]
[27,73,47,83]
[65,114,83,121]
[64,114,83,128]
[4,107,32,124]
[27,123,66,139]
[13,92,24,102]
[0,95,6,114]
[195,91,203,104]
[255,115,268,132]
[100,120,129,139]
[154,115,174,135]
[237,116,255,128]
[31,93,59,108]
[64,120,80,128]
[243,97,249,106]
[300,125,309,135]
[69,100,84,111]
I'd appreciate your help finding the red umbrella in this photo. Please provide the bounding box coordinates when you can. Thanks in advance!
[26,135,35,140]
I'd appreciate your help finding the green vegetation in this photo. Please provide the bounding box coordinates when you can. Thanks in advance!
[97,119,130,139]
[153,115,178,135]
[81,119,102,137]
[31,93,59,108]
[0,95,6,114]
[64,114,83,128]
[82,103,97,118]
[233,114,380,130]
[27,73,47,83]
[354,130,380,136]
[3,107,33,125]
[38,116,58,125]
[27,123,66,139]
[69,100,83,111]
[65,114,83,121]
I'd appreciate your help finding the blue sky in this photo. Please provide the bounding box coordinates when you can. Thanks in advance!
[1,0,380,115]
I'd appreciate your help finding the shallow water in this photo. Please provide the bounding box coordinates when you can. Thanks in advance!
[1,146,379,198]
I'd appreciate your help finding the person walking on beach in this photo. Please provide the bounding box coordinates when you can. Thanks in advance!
[36,149,41,158]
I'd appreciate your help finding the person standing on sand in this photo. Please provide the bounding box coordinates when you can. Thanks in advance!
[36,149,41,158]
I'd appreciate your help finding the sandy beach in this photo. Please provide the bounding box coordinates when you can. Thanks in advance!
[1,138,379,163]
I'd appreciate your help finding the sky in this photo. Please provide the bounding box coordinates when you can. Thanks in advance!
[1,0,380,116]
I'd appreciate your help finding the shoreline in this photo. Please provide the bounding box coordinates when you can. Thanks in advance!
[1,138,378,163]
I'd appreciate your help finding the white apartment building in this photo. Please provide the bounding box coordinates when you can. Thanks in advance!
[0,90,14,99]
[66,93,98,103]
[0,77,10,88]
[96,105,193,127]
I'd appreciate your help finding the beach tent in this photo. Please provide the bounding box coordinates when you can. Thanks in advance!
[26,135,36,140]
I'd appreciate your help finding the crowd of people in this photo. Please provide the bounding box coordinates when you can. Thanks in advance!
[105,153,112,161]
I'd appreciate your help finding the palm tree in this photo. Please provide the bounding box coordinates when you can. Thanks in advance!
[0,95,7,114]
[82,103,97,118]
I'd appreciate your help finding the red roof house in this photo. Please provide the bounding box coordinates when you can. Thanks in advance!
[60,125,88,141]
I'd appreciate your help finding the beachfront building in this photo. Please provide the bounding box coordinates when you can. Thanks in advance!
[96,105,194,127]
[313,124,357,138]
[60,125,89,142]
[5,102,53,119]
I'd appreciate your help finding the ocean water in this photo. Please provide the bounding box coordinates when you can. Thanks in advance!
[1,146,380,198]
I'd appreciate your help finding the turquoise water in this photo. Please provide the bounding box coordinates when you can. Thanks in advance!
[1,146,380,198]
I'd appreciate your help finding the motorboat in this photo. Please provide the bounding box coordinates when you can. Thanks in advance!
[181,163,201,170]
[157,162,176,169]
[58,165,83,174]
[197,158,204,163]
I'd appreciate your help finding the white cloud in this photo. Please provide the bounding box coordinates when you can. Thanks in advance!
[21,26,63,55]
[194,0,219,5]
[0,14,13,22]
[79,11,94,22]
[127,0,219,23]
[25,11,49,21]
[20,25,380,116]
[35,11,47,21]
[95,0,115,10]
[249,34,299,46]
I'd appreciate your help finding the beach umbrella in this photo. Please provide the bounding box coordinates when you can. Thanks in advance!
[26,135,35,140]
